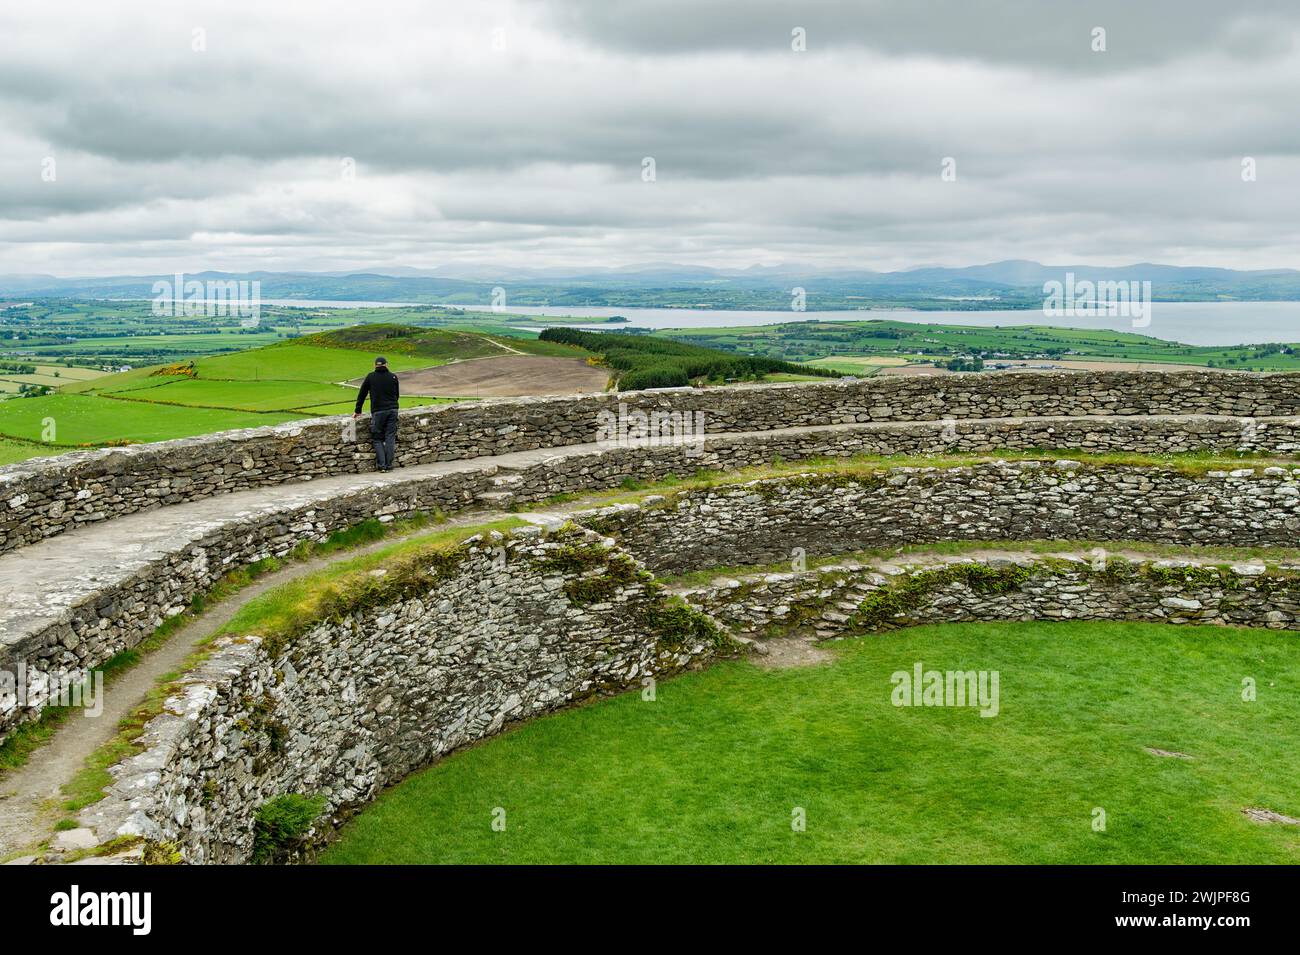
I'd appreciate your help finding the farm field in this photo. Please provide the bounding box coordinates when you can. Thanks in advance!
[0,393,300,445]
[803,355,911,375]
[178,344,435,385]
[322,619,1300,865]
[0,324,606,461]
[0,438,63,467]
[390,355,611,397]
[0,362,107,396]
[100,378,376,413]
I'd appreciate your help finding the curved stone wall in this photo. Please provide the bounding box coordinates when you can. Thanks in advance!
[7,371,1300,863]
[685,553,1300,639]
[81,523,1300,864]
[580,461,1300,574]
[4,369,1299,556]
[0,468,490,740]
[7,445,1300,742]
[81,524,728,864]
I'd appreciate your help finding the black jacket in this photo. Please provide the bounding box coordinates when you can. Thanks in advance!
[355,367,400,414]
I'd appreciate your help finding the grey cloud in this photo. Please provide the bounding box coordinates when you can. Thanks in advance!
[547,0,1300,69]
[0,0,1297,274]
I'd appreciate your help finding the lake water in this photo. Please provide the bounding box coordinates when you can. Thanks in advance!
[495,302,1300,347]
[206,298,1300,347]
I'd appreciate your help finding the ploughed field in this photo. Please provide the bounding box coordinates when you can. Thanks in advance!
[374,354,611,397]
[321,620,1300,864]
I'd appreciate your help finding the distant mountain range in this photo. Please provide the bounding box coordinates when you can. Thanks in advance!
[4,261,1300,309]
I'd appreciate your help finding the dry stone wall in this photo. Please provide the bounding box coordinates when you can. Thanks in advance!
[684,553,1300,639]
[8,448,1300,742]
[582,461,1300,574]
[5,369,1300,555]
[81,524,1300,865]
[0,470,491,740]
[12,372,1300,864]
[80,525,726,864]
[70,458,1300,865]
[500,416,1300,506]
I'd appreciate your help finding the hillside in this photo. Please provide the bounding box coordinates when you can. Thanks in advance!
[0,323,821,463]
[0,326,528,462]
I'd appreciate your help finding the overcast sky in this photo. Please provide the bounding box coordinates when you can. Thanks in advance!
[2,0,1299,276]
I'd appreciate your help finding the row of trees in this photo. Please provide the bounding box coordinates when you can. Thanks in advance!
[539,328,839,390]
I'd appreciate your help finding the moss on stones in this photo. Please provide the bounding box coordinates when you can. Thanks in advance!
[851,562,1038,631]
[1140,563,1239,590]
[638,597,729,655]
[251,793,326,865]
[141,839,183,866]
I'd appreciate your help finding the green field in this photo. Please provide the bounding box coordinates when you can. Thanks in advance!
[190,343,436,384]
[0,362,107,398]
[0,393,301,445]
[322,620,1300,865]
[802,355,910,375]
[0,438,63,467]
[0,327,518,454]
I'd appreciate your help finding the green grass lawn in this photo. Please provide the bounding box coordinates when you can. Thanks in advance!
[104,378,363,413]
[321,620,1300,864]
[0,438,63,466]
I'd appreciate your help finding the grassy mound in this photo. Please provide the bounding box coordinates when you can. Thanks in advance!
[321,619,1300,864]
[300,324,505,361]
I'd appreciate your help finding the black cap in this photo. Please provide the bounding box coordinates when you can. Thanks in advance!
[375,356,387,365]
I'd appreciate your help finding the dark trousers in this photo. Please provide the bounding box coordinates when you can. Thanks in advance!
[369,409,398,470]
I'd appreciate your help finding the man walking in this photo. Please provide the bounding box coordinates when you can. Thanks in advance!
[353,356,400,472]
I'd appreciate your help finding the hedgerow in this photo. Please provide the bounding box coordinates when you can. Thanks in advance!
[538,328,838,390]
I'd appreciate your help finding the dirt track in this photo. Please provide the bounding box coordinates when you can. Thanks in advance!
[378,356,611,397]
